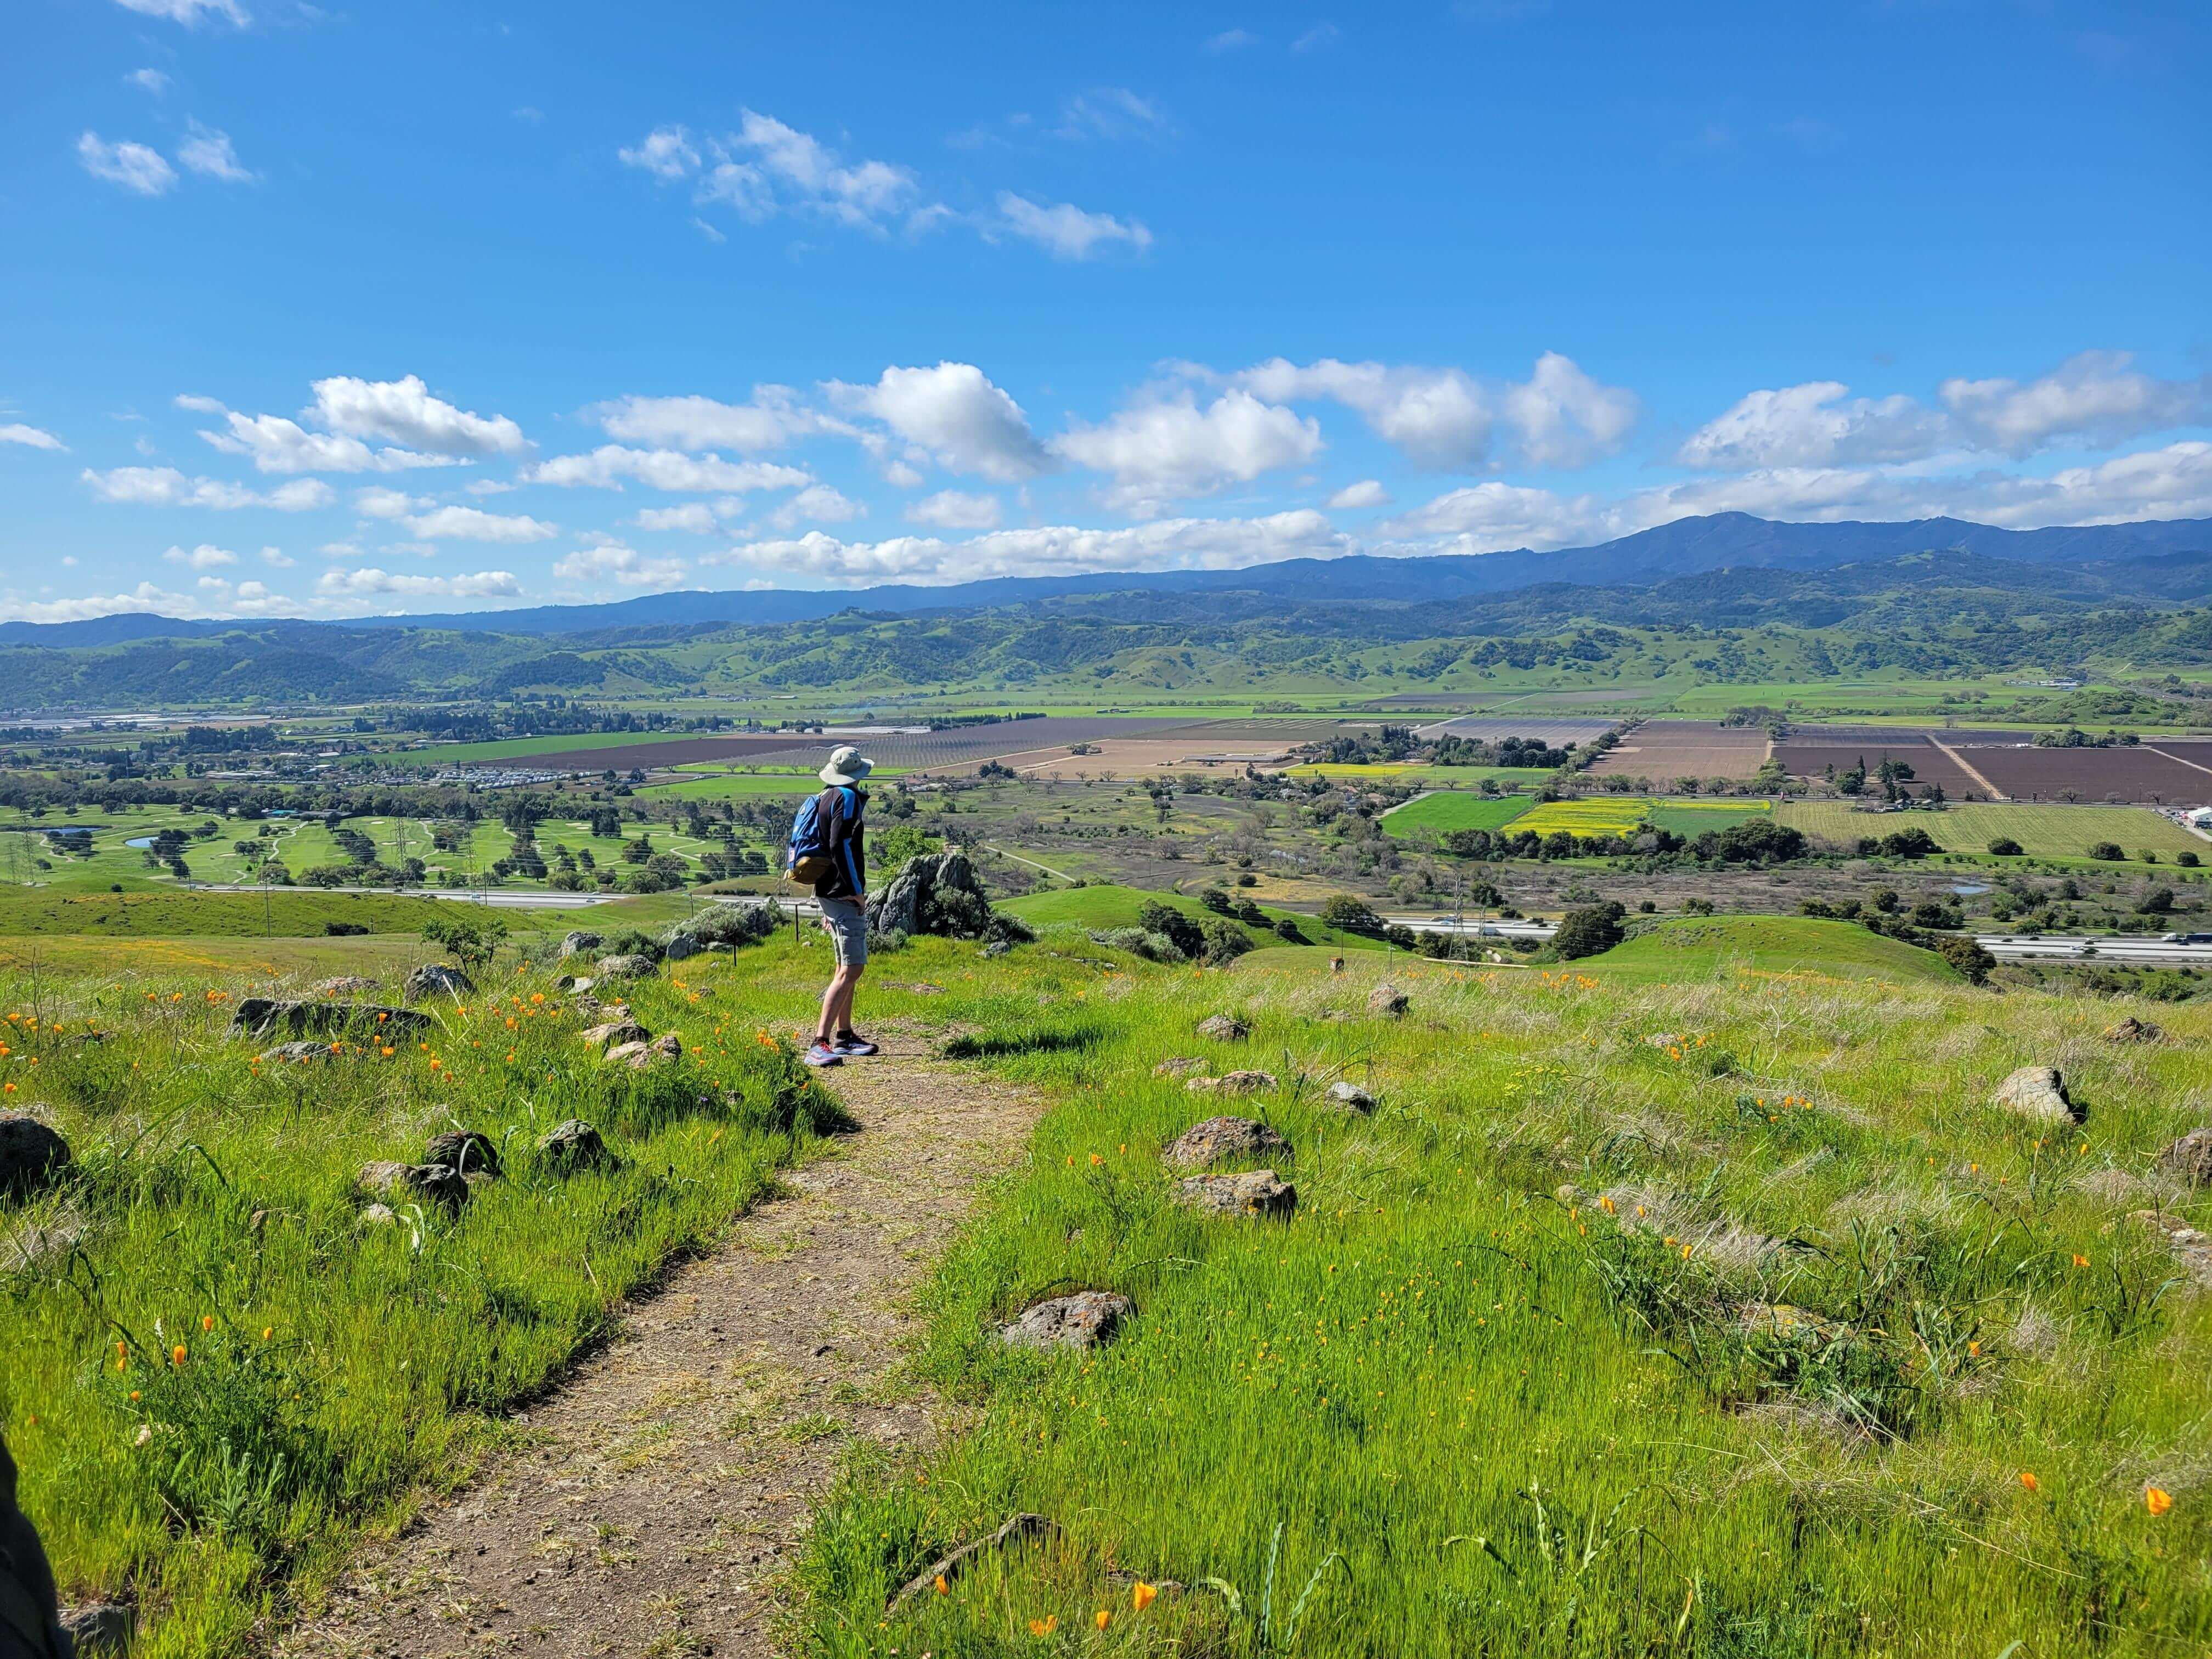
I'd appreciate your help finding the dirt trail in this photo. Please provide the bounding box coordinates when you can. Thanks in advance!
[283,1029,1040,1659]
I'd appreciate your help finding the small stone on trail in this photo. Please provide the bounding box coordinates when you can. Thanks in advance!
[1367,982,1409,1018]
[1195,1014,1249,1042]
[1165,1115,1289,1170]
[1993,1065,2081,1124]
[1186,1070,1277,1096]
[596,953,657,980]
[539,1119,611,1173]
[1325,1081,1375,1113]
[425,1130,500,1177]
[403,963,474,1001]
[1153,1056,1207,1076]
[2158,1127,2212,1188]
[558,930,604,960]
[0,1113,71,1201]
[1000,1290,1134,1350]
[1175,1169,1296,1218]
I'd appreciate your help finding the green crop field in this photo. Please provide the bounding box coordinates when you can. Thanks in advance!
[1002,882,1378,952]
[1380,792,1536,837]
[1515,796,1771,839]
[1580,914,1962,984]
[1778,800,2205,862]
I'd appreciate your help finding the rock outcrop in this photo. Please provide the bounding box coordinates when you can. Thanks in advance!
[606,1033,682,1069]
[0,1113,71,1201]
[1368,982,1409,1018]
[595,953,657,980]
[581,1019,651,1052]
[356,1160,468,1212]
[231,999,428,1040]
[1195,1014,1249,1042]
[425,1130,499,1178]
[1164,1115,1289,1169]
[1174,1169,1297,1219]
[2159,1128,2212,1188]
[1000,1290,1134,1350]
[1324,1081,1376,1113]
[558,930,604,960]
[1993,1065,2080,1124]
[2102,1015,2163,1043]
[403,963,474,1001]
[538,1119,611,1173]
[866,850,1028,943]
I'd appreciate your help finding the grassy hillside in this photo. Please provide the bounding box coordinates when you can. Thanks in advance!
[1001,882,1380,951]
[791,940,2210,1656]
[1579,914,1962,984]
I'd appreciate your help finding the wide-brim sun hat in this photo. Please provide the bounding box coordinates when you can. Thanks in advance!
[819,744,873,786]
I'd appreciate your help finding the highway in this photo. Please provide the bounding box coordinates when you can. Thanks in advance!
[1386,913,2212,966]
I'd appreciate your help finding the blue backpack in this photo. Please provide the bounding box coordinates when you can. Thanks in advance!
[785,786,855,885]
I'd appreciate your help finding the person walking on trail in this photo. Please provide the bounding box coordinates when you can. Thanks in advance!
[0,1433,74,1659]
[791,744,878,1069]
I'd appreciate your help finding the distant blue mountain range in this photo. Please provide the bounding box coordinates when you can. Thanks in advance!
[7,511,2208,646]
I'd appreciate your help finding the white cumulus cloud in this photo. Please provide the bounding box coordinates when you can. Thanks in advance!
[309,375,526,458]
[552,541,690,589]
[527,445,812,494]
[770,484,866,529]
[618,125,699,179]
[191,404,452,474]
[995,193,1153,259]
[0,424,65,451]
[114,0,247,22]
[126,68,171,94]
[906,489,1003,530]
[177,122,252,182]
[1940,351,2211,459]
[162,542,238,569]
[595,388,846,452]
[1676,381,1945,469]
[1052,390,1322,514]
[633,504,721,534]
[1326,479,1391,510]
[404,506,558,543]
[317,567,524,600]
[82,466,331,510]
[827,363,1052,482]
[77,133,177,196]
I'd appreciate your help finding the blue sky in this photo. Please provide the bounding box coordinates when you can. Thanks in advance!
[3,0,2208,621]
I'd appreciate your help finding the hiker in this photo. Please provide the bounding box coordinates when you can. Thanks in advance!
[0,1434,72,1659]
[787,744,878,1069]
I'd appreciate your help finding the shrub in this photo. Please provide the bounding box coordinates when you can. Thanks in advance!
[1197,887,1234,915]
[1135,899,1204,961]
[1878,827,1939,860]
[1091,927,1181,962]
[602,927,664,962]
[2090,842,2125,861]
[421,910,509,972]
[1271,915,1308,944]
[1321,894,1384,936]
[1691,819,1809,863]
[2181,850,2203,868]
[1988,837,2024,857]
[1553,901,1626,960]
[1199,919,1256,966]
[673,901,781,950]
[1935,933,1997,985]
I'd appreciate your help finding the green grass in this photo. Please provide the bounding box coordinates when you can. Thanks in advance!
[1380,792,1536,837]
[1000,883,1380,952]
[791,940,2212,1657]
[0,891,461,938]
[1,938,849,1656]
[1577,914,1962,984]
[1779,800,2205,862]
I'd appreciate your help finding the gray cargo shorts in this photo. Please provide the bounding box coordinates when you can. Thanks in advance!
[817,895,868,967]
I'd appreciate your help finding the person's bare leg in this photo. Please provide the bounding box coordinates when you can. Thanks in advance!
[816,964,860,1045]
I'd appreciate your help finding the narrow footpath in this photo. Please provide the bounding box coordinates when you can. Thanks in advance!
[283,1031,1041,1659]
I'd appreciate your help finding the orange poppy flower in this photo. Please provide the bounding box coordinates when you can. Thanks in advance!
[2147,1487,2174,1516]
[1131,1581,1158,1612]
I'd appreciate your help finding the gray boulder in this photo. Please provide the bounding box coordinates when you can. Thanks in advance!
[2102,1015,2163,1043]
[402,963,473,1001]
[1165,1115,1289,1170]
[256,1040,343,1064]
[356,1160,468,1212]
[663,931,703,961]
[1993,1065,2080,1124]
[538,1119,611,1173]
[557,929,604,960]
[231,999,428,1040]
[581,1019,651,1051]
[310,975,379,995]
[1367,982,1409,1018]
[606,1033,682,1070]
[1174,1169,1297,1219]
[1000,1290,1134,1350]
[424,1130,499,1178]
[2159,1127,2212,1187]
[1196,1014,1249,1042]
[0,1113,71,1201]
[596,953,657,980]
[60,1602,134,1655]
[866,850,1026,943]
[1324,1081,1376,1113]
[1186,1070,1278,1096]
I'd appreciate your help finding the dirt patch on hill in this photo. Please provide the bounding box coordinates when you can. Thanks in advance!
[280,1030,1042,1659]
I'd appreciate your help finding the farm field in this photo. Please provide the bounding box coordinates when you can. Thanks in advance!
[1000,882,1377,952]
[1409,715,1620,744]
[408,730,814,769]
[1777,800,2207,862]
[1515,797,1771,839]
[1588,719,1770,782]
[1776,740,1985,798]
[1966,744,2212,805]
[1380,792,1535,837]
[790,933,2212,1655]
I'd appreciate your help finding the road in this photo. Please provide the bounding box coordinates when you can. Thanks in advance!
[187,882,622,910]
[1386,913,2212,966]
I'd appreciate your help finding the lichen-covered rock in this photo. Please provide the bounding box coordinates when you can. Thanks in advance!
[2102,1015,2163,1043]
[2158,1127,2212,1188]
[1174,1169,1296,1219]
[1324,1081,1375,1113]
[1993,1065,2080,1124]
[1195,1014,1249,1042]
[0,1113,71,1201]
[424,1130,499,1178]
[557,929,604,960]
[606,1032,681,1069]
[538,1119,611,1173]
[1000,1290,1134,1350]
[403,963,474,1001]
[1186,1070,1277,1096]
[231,999,427,1040]
[60,1602,134,1655]
[663,930,703,961]
[311,975,379,996]
[1367,982,1409,1018]
[1164,1115,1289,1170]
[256,1040,343,1064]
[356,1160,468,1212]
[1153,1056,1207,1076]
[596,953,657,980]
[581,1019,651,1052]
[866,849,1029,944]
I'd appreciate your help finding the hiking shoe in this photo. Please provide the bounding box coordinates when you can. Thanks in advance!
[832,1031,878,1057]
[802,1041,843,1068]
